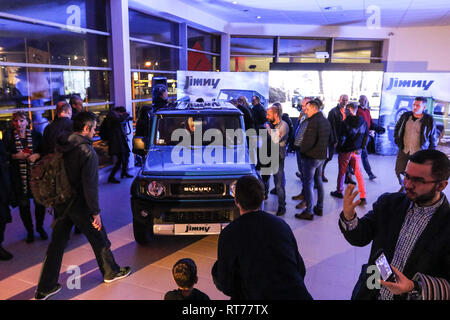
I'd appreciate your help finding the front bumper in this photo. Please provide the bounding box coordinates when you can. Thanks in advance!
[131,197,239,235]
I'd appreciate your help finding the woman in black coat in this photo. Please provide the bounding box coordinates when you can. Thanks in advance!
[0,138,13,260]
[3,111,47,243]
[106,107,132,183]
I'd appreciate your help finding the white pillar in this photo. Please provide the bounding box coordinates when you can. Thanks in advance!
[221,33,230,71]
[110,0,134,167]
[179,23,188,70]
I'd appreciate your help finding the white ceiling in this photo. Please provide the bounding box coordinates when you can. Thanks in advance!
[176,0,450,27]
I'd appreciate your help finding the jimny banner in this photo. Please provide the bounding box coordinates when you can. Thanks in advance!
[376,72,450,156]
[177,71,269,106]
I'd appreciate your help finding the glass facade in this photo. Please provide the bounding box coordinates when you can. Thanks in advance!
[0,0,112,134]
[332,40,383,63]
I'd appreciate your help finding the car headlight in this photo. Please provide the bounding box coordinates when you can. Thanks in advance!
[229,180,237,197]
[147,181,165,197]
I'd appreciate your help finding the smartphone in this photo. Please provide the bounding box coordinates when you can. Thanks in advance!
[374,250,396,282]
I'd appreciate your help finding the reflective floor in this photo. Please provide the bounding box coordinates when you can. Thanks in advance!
[1,153,448,300]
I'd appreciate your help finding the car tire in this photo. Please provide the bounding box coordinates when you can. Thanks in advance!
[133,219,154,245]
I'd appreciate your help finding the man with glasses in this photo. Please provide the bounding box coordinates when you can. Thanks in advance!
[394,96,437,192]
[339,149,450,300]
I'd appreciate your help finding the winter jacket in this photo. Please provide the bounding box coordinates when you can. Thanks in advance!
[56,133,100,216]
[337,115,369,153]
[42,117,73,155]
[300,111,331,160]
[394,111,437,151]
[251,103,267,130]
[105,110,130,156]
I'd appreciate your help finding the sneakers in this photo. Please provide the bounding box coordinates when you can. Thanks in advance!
[104,266,132,283]
[330,191,344,199]
[295,201,306,209]
[295,211,314,220]
[359,198,367,206]
[345,177,356,185]
[369,174,377,180]
[0,246,13,261]
[292,193,304,201]
[322,175,328,182]
[121,173,134,178]
[37,227,48,240]
[35,284,62,300]
[276,207,286,216]
[313,206,323,216]
[295,172,302,179]
[26,232,34,243]
[108,177,120,184]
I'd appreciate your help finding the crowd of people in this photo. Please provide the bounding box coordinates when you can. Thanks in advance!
[0,92,449,301]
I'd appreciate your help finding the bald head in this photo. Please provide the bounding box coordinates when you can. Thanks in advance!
[56,101,72,119]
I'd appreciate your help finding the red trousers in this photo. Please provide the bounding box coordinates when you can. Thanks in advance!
[337,151,366,198]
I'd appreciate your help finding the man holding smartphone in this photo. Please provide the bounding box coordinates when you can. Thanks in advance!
[339,149,450,300]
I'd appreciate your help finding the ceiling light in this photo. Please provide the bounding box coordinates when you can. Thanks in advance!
[256,16,261,19]
[232,1,237,4]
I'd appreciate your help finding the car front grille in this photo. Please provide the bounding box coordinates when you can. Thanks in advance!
[170,183,225,197]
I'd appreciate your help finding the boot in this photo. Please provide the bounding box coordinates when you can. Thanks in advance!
[0,245,13,261]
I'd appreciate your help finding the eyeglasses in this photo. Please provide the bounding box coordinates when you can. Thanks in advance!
[400,172,441,185]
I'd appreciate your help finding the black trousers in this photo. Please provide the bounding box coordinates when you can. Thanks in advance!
[19,200,46,233]
[109,153,129,179]
[36,209,120,293]
[0,220,5,244]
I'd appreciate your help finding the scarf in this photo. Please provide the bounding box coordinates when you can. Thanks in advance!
[13,129,33,195]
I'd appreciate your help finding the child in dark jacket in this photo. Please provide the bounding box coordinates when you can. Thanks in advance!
[164,258,210,300]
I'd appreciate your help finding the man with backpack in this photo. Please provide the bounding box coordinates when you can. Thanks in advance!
[35,112,131,300]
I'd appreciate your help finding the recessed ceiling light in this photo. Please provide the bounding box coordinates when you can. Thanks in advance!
[232,1,238,4]
[256,16,261,19]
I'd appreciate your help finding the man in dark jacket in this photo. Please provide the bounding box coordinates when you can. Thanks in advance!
[340,149,450,300]
[330,102,368,205]
[35,112,131,300]
[236,96,255,131]
[394,96,437,192]
[250,96,266,130]
[69,94,83,119]
[295,99,331,221]
[212,176,312,300]
[0,139,13,260]
[43,101,73,155]
[105,106,132,183]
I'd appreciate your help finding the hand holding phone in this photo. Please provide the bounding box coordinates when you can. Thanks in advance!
[374,250,397,283]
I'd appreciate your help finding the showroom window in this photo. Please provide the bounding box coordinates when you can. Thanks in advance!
[129,9,180,121]
[0,0,112,133]
[230,37,275,72]
[278,38,328,63]
[332,40,383,63]
[187,27,220,71]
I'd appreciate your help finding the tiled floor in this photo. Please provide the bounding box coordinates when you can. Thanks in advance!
[1,153,448,300]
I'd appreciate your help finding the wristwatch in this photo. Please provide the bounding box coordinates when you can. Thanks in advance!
[408,280,422,300]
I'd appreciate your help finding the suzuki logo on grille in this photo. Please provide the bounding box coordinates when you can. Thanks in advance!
[183,186,213,193]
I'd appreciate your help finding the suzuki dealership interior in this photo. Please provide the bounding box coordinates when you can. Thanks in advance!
[0,0,450,303]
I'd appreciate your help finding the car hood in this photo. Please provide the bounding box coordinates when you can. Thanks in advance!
[142,146,254,176]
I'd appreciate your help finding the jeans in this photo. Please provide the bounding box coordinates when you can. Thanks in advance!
[300,157,324,212]
[360,148,374,177]
[337,151,366,198]
[37,208,120,293]
[261,157,286,210]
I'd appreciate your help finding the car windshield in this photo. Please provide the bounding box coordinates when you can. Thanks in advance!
[154,115,244,146]
[217,90,253,102]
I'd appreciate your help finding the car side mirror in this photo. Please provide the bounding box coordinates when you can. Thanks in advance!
[133,136,147,157]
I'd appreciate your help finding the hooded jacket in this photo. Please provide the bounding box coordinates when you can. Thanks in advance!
[337,115,369,153]
[57,133,100,216]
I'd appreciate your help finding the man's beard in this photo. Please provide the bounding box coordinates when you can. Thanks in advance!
[406,184,439,206]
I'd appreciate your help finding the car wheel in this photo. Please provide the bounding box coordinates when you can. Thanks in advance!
[133,219,154,245]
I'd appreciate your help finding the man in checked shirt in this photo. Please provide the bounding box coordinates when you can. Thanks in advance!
[339,149,450,300]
